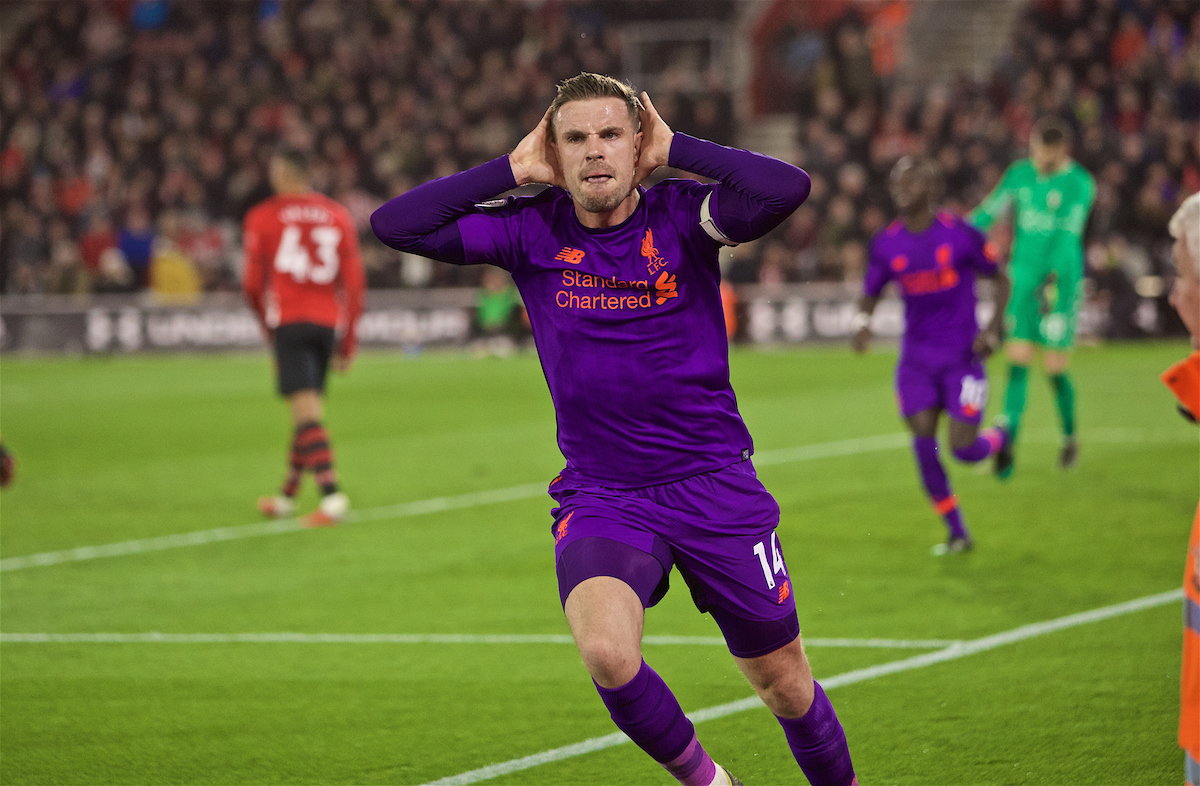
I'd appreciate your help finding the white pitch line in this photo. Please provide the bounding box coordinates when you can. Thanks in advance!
[752,432,910,466]
[418,588,1184,786]
[1,426,1191,573]
[0,482,546,572]
[0,433,915,573]
[0,632,961,649]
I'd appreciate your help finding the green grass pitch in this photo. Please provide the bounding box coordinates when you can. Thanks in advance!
[0,341,1194,785]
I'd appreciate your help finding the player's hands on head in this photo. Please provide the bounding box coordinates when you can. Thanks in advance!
[510,107,565,188]
[633,91,674,189]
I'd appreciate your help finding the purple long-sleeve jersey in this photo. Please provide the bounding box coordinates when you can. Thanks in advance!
[372,133,810,487]
[864,211,999,365]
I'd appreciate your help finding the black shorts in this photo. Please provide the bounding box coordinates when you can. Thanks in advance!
[273,322,336,396]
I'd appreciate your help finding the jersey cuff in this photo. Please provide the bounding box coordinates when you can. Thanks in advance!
[700,191,737,246]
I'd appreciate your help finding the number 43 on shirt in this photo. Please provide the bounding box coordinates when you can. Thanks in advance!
[274,224,342,284]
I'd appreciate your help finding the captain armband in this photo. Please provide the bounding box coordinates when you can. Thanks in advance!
[699,192,738,246]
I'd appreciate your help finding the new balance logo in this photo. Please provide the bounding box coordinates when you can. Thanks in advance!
[555,247,585,264]
[654,271,678,305]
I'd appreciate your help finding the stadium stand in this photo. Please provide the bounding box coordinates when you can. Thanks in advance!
[1,0,1196,339]
[747,0,1197,291]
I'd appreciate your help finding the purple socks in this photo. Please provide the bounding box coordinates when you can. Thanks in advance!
[951,427,1003,463]
[775,681,857,786]
[912,435,967,539]
[597,663,857,785]
[662,734,718,786]
[594,660,716,785]
[912,436,950,499]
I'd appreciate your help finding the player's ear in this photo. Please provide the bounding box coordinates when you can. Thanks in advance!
[634,130,643,160]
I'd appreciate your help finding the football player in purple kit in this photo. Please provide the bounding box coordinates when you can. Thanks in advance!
[852,157,1011,555]
[372,74,856,786]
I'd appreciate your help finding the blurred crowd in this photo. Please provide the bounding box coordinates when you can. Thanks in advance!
[0,0,732,296]
[1,0,1197,333]
[735,0,1199,317]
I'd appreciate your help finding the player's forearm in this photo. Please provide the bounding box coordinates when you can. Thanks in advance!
[850,295,877,351]
[668,133,810,243]
[1057,207,1090,239]
[370,156,517,261]
[986,270,1010,333]
[339,265,365,357]
[339,325,358,358]
[968,189,1008,232]
[241,272,267,324]
[242,288,271,339]
[852,295,878,332]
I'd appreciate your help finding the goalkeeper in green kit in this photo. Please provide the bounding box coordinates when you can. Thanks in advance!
[969,117,1095,479]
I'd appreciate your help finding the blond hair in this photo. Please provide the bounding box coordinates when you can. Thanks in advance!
[548,73,642,139]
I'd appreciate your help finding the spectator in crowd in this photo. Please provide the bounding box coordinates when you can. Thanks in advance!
[6,209,47,294]
[79,212,117,276]
[149,211,201,301]
[1086,237,1141,338]
[117,206,156,288]
[44,217,89,295]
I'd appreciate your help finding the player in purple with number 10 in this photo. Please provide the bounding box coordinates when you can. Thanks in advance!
[372,73,856,786]
[853,157,1012,555]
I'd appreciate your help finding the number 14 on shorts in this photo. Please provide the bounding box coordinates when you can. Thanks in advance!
[753,532,788,589]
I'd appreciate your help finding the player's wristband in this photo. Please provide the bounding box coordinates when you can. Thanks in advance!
[850,311,871,332]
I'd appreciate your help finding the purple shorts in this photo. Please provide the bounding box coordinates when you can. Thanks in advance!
[549,460,799,659]
[895,356,988,424]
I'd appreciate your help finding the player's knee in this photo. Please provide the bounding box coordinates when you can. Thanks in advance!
[756,667,815,717]
[909,420,937,438]
[1006,339,1034,365]
[906,409,938,437]
[741,639,815,717]
[949,432,980,459]
[576,636,641,687]
[1043,352,1069,374]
